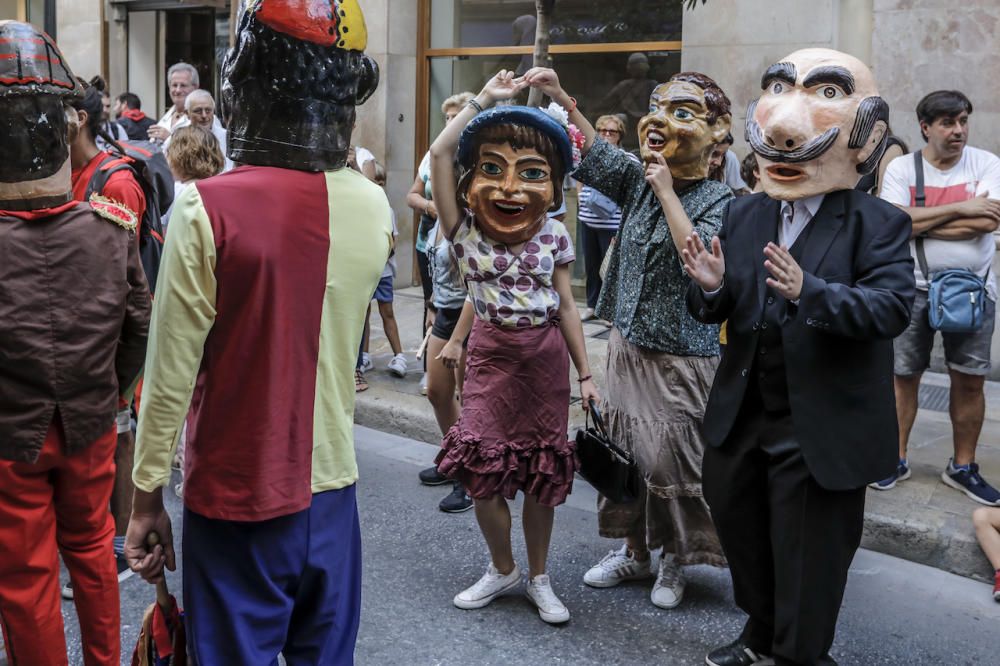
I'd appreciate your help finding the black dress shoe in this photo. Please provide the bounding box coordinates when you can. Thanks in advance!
[705,640,773,666]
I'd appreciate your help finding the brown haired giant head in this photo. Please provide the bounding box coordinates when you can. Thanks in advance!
[0,20,85,211]
[457,106,573,245]
[638,71,732,180]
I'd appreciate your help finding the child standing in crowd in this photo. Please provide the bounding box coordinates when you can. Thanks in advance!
[973,507,1000,601]
[430,70,598,624]
[355,162,405,391]
[371,162,406,377]
[409,94,475,426]
[421,214,473,513]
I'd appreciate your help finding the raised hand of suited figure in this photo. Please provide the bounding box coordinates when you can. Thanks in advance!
[681,232,725,292]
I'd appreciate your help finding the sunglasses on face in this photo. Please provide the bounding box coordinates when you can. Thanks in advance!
[597,128,621,136]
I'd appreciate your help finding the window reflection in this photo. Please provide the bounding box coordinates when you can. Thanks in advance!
[428,51,681,152]
[430,0,683,49]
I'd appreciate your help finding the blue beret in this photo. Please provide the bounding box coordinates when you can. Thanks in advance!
[457,105,573,172]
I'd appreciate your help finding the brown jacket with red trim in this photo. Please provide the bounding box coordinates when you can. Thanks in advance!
[0,202,151,462]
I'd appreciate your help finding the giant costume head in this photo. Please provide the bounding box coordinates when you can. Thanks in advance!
[456,106,575,245]
[221,0,379,171]
[746,48,889,200]
[638,72,732,180]
[0,21,84,211]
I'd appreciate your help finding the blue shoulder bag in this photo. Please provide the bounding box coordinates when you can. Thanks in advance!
[913,151,989,333]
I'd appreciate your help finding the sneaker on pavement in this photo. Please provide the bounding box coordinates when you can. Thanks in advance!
[526,574,570,624]
[583,544,654,588]
[418,465,450,486]
[705,640,774,666]
[941,459,1000,506]
[869,459,911,491]
[453,563,522,609]
[651,557,686,609]
[439,482,473,513]
[419,372,428,395]
[580,307,596,321]
[387,353,407,378]
[993,570,1000,602]
[359,352,374,373]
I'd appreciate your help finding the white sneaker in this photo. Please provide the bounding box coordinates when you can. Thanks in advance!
[580,307,596,321]
[526,574,570,624]
[650,557,685,609]
[453,563,522,609]
[359,352,373,373]
[387,353,407,377]
[583,544,654,588]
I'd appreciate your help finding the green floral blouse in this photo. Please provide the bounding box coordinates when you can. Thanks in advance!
[574,139,733,356]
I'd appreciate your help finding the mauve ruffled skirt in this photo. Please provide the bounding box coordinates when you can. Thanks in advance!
[435,317,577,507]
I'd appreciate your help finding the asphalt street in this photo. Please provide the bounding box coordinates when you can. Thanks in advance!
[51,425,1000,665]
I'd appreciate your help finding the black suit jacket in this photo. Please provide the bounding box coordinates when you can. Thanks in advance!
[687,190,916,490]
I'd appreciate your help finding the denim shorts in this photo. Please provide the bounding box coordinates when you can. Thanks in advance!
[893,290,995,376]
[373,275,393,303]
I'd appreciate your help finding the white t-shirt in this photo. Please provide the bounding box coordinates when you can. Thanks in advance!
[880,146,1000,299]
[417,151,432,199]
[355,146,375,171]
[381,208,399,279]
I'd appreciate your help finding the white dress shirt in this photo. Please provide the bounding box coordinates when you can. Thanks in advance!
[779,193,825,248]
[156,106,185,131]
[702,193,826,299]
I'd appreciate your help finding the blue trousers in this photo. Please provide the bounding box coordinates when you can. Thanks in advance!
[183,485,362,665]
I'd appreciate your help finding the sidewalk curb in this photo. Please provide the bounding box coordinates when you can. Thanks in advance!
[355,385,995,583]
[354,386,443,459]
[861,510,991,581]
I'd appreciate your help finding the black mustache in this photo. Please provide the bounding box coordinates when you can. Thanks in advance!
[745,98,840,164]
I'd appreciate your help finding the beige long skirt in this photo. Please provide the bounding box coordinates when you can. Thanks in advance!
[597,328,726,567]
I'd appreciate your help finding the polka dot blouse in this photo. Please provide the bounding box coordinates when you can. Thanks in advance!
[453,213,575,328]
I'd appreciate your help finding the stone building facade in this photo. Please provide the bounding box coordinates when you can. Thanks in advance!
[4,0,998,374]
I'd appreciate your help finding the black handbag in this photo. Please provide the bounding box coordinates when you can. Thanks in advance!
[575,400,639,503]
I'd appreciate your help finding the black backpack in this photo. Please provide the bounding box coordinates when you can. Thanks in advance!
[85,141,173,294]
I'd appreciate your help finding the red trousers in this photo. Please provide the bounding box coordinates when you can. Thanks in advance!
[0,420,120,666]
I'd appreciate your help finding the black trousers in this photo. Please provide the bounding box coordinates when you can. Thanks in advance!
[703,403,866,666]
[580,224,616,309]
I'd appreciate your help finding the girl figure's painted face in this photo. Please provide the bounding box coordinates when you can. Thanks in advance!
[467,141,555,244]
